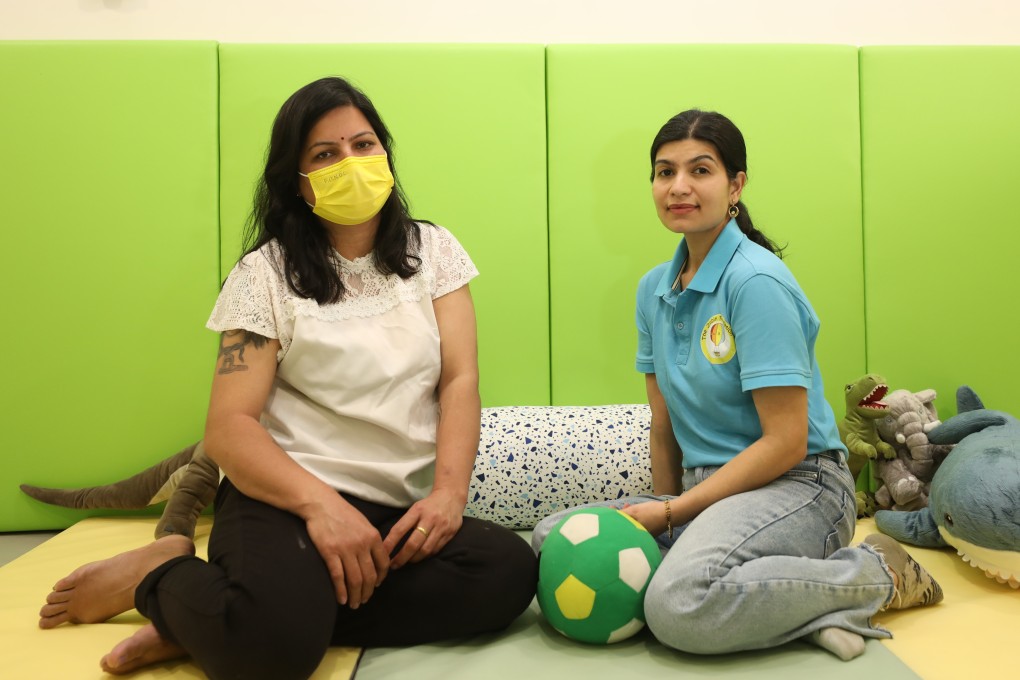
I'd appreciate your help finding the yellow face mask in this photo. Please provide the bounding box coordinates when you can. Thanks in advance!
[299,154,394,226]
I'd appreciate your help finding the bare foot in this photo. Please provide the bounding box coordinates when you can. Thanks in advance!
[101,623,188,674]
[39,534,194,628]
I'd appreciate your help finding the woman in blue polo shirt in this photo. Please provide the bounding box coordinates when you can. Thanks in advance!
[534,110,942,661]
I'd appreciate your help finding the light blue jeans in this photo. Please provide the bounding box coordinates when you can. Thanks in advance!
[531,451,894,654]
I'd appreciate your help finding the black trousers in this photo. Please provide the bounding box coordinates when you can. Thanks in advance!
[135,478,537,680]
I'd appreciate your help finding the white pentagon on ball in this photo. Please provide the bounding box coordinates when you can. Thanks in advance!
[558,512,600,544]
[607,618,646,644]
[618,547,652,591]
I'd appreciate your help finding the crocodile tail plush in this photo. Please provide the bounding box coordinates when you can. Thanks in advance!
[154,442,219,539]
[20,441,218,539]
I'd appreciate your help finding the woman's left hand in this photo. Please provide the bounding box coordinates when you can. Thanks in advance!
[621,500,669,536]
[382,488,465,568]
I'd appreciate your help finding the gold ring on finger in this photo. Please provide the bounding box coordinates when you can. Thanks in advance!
[416,526,430,538]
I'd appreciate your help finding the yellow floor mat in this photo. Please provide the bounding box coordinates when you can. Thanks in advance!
[856,517,1018,679]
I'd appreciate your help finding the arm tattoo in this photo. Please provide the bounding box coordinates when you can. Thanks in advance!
[218,330,269,375]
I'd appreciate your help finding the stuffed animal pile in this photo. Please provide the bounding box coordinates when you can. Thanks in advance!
[838,374,953,514]
[876,386,1020,588]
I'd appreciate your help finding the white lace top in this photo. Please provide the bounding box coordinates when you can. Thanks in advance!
[207,223,479,507]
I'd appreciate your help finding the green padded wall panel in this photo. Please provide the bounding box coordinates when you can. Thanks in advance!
[547,45,864,411]
[218,44,548,407]
[1,42,220,531]
[860,47,1020,417]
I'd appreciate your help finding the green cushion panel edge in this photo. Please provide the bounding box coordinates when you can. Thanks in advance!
[860,46,1020,417]
[1,41,220,531]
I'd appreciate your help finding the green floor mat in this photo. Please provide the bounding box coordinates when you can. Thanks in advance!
[359,531,918,679]
[358,600,918,679]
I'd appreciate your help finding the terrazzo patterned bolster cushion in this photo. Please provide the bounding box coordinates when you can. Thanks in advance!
[465,405,654,529]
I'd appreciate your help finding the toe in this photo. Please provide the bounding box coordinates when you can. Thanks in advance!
[45,588,72,605]
[100,654,123,675]
[39,602,68,619]
[39,612,71,629]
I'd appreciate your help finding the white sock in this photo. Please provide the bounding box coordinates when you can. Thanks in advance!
[807,627,866,661]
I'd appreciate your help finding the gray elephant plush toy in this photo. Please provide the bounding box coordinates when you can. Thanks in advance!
[873,388,954,510]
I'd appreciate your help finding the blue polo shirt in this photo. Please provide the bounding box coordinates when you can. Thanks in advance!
[635,219,845,468]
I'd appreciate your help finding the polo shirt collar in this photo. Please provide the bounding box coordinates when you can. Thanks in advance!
[654,218,743,297]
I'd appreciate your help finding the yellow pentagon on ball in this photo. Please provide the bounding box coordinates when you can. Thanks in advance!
[554,575,596,619]
[618,510,647,532]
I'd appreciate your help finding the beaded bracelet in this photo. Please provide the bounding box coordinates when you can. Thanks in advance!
[664,499,673,540]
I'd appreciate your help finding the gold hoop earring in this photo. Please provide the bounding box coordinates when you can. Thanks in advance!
[728,204,740,218]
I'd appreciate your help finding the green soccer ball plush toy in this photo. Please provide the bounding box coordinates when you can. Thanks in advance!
[537,507,663,644]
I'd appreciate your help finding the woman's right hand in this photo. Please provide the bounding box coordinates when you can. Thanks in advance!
[303,494,390,609]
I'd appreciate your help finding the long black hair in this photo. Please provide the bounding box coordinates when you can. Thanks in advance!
[242,76,422,303]
[650,110,784,258]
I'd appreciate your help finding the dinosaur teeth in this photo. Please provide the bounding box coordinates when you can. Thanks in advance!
[858,384,889,408]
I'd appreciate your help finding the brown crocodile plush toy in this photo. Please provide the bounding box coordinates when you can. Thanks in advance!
[20,441,217,539]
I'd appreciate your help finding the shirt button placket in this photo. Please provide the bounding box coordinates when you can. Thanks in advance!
[673,313,690,363]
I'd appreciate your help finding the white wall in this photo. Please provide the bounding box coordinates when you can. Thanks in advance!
[2,0,1018,44]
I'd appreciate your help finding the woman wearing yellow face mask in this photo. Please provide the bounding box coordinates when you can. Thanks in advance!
[38,77,537,678]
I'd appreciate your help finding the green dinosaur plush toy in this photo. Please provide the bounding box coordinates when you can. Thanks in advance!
[838,374,898,516]
[20,441,217,539]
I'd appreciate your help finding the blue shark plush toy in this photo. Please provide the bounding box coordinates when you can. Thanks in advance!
[875,386,1020,589]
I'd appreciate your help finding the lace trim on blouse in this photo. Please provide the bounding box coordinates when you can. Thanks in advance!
[207,223,478,359]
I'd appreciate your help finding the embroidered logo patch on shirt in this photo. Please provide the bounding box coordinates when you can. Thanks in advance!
[700,314,736,364]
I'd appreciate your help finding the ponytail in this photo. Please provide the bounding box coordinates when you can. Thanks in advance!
[733,200,784,258]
